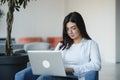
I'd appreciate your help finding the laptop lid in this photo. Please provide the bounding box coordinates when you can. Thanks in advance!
[28,50,66,76]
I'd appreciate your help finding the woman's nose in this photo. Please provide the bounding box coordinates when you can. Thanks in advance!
[67,29,72,34]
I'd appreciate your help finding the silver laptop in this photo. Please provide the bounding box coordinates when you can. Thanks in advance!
[28,50,66,76]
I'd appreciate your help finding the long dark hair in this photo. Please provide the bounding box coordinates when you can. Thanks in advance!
[59,12,91,50]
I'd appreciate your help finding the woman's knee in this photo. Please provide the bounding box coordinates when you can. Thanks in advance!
[36,75,54,80]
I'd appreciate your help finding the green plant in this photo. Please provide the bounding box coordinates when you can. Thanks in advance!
[0,0,31,56]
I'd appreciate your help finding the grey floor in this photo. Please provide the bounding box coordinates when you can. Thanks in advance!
[99,63,120,80]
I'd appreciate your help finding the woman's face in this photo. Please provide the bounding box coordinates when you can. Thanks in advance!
[66,22,81,41]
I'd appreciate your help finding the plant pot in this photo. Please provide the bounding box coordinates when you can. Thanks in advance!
[0,53,29,80]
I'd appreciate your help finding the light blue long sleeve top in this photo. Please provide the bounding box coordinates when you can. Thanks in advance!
[55,38,101,80]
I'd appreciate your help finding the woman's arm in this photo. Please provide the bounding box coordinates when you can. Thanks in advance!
[72,41,101,77]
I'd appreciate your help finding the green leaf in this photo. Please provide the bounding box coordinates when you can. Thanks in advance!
[19,0,24,6]
[23,0,27,8]
[15,7,19,11]
[0,0,6,4]
[15,0,19,6]
[15,6,20,8]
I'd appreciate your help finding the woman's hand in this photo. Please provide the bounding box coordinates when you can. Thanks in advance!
[65,68,74,73]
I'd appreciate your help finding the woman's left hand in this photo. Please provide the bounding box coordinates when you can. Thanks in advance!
[65,68,74,73]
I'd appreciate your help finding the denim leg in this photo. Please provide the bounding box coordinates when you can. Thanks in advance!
[15,67,39,80]
[36,75,78,80]
[85,71,99,80]
[36,75,54,80]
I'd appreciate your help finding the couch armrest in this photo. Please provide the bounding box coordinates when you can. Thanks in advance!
[13,49,26,53]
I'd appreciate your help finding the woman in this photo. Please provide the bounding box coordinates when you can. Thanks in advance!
[37,12,101,80]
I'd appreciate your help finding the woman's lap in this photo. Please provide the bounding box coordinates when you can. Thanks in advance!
[36,75,78,80]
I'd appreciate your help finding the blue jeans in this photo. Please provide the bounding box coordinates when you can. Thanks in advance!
[15,67,98,80]
[36,75,78,80]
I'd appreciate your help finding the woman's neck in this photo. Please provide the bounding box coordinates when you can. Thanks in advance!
[73,36,83,44]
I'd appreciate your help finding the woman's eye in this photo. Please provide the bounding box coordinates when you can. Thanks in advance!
[72,27,76,30]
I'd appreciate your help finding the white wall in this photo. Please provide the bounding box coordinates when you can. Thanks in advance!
[0,0,65,41]
[65,0,116,63]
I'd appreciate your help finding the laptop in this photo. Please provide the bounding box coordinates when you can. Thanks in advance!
[28,50,66,76]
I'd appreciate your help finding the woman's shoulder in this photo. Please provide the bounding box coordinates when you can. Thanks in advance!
[83,38,98,46]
